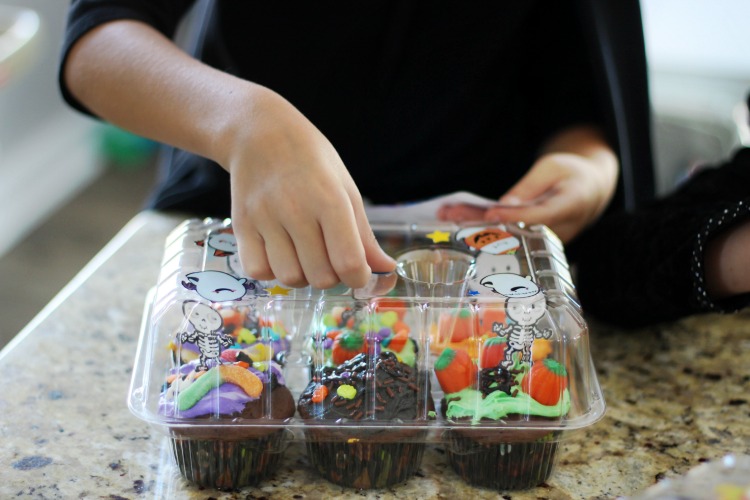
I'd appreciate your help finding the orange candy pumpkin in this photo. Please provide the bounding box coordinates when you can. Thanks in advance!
[521,358,568,406]
[479,337,508,368]
[331,330,366,365]
[434,348,476,394]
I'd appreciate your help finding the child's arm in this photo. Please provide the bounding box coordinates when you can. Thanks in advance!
[64,20,395,289]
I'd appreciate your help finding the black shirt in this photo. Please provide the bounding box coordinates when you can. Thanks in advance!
[60,0,601,209]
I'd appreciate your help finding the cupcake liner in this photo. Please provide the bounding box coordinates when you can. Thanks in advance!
[445,431,559,490]
[304,433,427,489]
[169,430,286,490]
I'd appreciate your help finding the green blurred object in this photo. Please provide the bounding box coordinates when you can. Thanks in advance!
[98,124,157,170]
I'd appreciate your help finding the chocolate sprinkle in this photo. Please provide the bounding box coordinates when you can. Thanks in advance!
[298,352,422,422]
[479,366,517,398]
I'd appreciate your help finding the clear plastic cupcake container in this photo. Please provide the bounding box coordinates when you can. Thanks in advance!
[129,218,605,491]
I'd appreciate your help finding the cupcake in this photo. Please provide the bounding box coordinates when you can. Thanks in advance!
[438,353,568,490]
[433,294,571,490]
[297,351,434,489]
[159,300,295,490]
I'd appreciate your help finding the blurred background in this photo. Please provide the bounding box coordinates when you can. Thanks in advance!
[0,0,749,347]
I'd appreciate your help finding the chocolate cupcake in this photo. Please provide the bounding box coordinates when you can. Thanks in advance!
[435,343,570,490]
[159,298,295,491]
[159,353,294,490]
[297,351,433,489]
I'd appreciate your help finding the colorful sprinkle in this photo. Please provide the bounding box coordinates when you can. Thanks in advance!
[311,384,328,403]
[336,384,357,400]
[236,327,256,344]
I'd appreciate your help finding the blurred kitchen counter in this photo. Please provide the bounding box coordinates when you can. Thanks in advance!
[1,210,748,499]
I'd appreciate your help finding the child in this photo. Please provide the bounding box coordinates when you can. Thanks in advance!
[60,2,750,327]
[59,1,647,287]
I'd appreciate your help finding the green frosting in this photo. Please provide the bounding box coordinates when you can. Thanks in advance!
[444,387,571,422]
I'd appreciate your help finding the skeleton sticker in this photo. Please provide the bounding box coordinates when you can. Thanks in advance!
[178,300,234,371]
[480,273,552,367]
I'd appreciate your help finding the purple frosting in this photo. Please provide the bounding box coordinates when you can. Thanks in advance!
[159,359,285,419]
[159,383,251,418]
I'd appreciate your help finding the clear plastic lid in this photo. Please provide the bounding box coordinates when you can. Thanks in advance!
[128,218,605,439]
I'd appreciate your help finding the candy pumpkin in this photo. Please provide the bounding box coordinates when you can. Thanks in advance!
[521,358,568,405]
[434,348,476,394]
[331,330,366,365]
[479,337,508,368]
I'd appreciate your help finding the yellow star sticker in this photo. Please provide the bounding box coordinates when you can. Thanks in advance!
[265,284,291,296]
[426,230,451,243]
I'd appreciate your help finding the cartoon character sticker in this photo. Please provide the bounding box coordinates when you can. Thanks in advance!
[457,226,524,297]
[178,300,234,371]
[182,270,265,302]
[468,253,521,296]
[456,226,520,255]
[196,229,237,257]
[480,273,552,367]
[479,272,539,298]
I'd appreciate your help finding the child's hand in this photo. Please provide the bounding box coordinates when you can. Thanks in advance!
[224,87,396,289]
[484,152,617,242]
[438,126,618,243]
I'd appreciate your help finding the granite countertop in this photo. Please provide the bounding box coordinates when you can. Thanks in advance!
[1,211,748,499]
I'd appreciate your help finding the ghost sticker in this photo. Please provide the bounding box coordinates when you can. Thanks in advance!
[480,273,539,298]
[456,226,520,255]
[179,300,234,371]
[468,253,522,296]
[182,270,261,302]
[196,229,237,257]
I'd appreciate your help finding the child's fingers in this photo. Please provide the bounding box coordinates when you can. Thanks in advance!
[498,161,565,206]
[437,204,487,222]
[349,190,396,276]
[236,229,274,281]
[486,188,567,224]
[321,211,371,289]
[262,225,308,288]
[288,218,340,289]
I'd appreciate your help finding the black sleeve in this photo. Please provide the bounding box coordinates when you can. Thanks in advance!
[521,0,605,148]
[58,0,196,116]
[570,147,750,328]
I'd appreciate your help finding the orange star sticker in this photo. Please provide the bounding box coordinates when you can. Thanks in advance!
[426,230,451,243]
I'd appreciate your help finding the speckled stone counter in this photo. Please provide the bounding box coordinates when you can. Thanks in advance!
[1,211,749,499]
